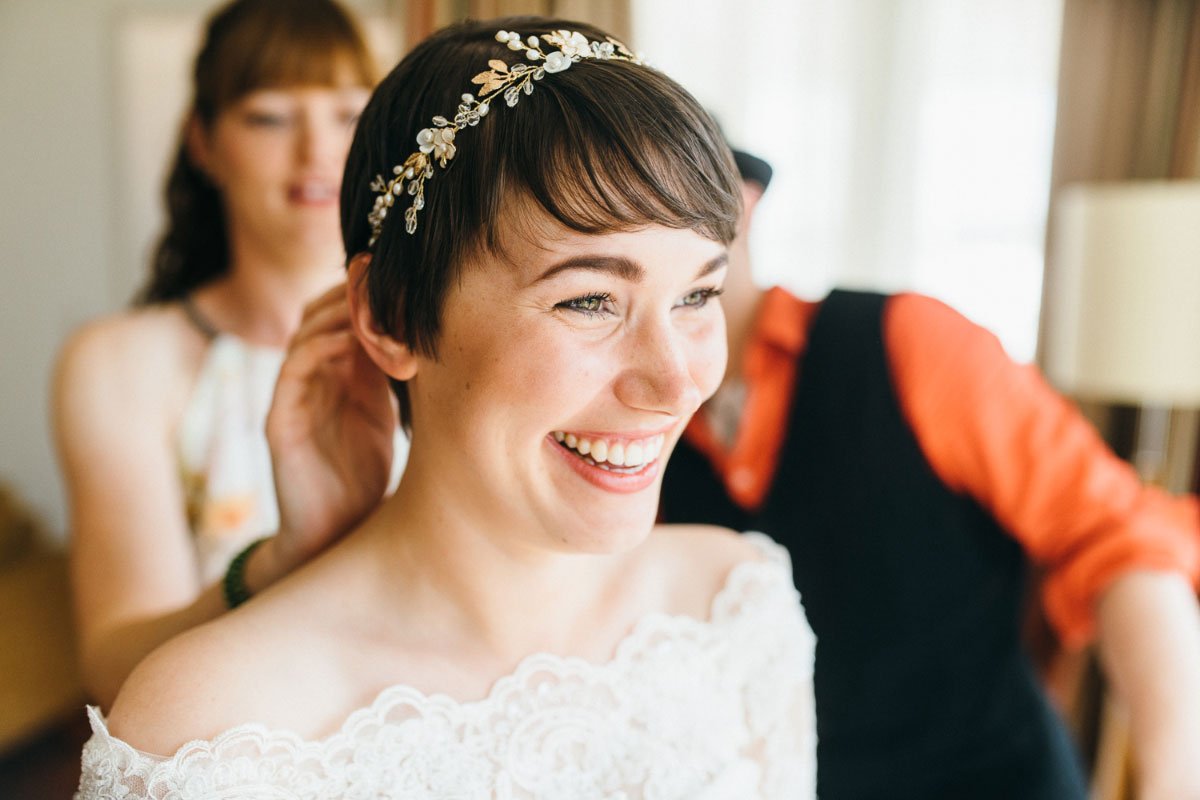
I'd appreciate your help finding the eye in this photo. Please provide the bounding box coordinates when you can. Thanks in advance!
[244,110,292,128]
[557,292,614,318]
[676,287,724,309]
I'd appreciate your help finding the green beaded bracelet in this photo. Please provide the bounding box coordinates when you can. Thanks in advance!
[222,537,269,609]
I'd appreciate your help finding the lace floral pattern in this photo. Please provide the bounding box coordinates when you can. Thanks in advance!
[76,535,816,799]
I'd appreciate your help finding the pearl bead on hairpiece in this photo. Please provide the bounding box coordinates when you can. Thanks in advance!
[366,29,644,244]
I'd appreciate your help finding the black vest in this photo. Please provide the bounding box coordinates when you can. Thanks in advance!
[660,290,1086,799]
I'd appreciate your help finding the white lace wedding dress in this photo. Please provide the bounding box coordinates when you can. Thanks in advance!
[75,535,816,799]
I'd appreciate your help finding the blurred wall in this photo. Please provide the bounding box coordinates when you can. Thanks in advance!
[0,0,395,546]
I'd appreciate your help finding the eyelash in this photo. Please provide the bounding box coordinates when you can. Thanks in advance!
[679,286,724,308]
[558,292,614,318]
[556,287,724,319]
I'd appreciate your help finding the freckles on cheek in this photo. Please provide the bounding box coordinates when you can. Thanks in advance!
[509,332,608,400]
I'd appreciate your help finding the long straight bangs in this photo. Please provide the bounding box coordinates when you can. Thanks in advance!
[195,0,378,122]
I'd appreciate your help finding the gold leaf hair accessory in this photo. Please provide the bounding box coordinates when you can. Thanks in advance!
[367,29,643,244]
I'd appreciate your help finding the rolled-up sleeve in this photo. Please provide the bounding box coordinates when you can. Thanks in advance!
[886,293,1200,648]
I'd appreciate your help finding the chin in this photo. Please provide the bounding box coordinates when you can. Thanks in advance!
[293,224,343,251]
[552,504,658,555]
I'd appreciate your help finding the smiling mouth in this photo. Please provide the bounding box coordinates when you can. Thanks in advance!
[551,431,665,473]
[289,181,338,204]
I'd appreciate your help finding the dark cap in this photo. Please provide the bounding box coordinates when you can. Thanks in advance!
[731,149,773,192]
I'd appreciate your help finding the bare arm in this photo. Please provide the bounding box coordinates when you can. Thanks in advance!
[54,316,229,707]
[1096,570,1200,800]
[55,289,394,707]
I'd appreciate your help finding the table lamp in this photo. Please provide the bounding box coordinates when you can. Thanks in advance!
[1044,181,1200,490]
[1042,180,1200,799]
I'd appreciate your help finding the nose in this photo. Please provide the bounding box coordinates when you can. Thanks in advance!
[296,107,346,169]
[613,313,706,419]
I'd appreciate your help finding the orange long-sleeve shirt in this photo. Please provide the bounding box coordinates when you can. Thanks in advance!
[685,287,1200,647]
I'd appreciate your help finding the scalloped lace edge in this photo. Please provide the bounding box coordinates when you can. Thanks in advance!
[86,531,797,766]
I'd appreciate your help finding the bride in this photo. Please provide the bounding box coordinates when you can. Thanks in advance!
[77,16,816,798]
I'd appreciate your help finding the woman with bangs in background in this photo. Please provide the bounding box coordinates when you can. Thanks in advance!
[52,0,398,709]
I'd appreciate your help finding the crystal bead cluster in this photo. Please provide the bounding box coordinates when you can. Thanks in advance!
[366,29,642,244]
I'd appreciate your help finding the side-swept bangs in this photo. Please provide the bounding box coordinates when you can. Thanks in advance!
[343,15,740,369]
[482,60,739,253]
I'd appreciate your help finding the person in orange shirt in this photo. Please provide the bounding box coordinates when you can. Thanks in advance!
[659,149,1200,799]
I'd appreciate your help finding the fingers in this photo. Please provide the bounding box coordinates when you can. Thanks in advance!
[306,281,346,314]
[268,283,391,451]
[277,329,359,384]
[290,285,352,354]
[268,328,360,439]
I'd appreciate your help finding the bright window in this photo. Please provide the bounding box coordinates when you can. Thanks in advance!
[632,0,1063,361]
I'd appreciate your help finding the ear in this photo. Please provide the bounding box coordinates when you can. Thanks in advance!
[346,252,419,381]
[185,114,220,186]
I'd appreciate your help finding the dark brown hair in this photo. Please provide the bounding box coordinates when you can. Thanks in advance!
[342,17,741,423]
[136,0,378,304]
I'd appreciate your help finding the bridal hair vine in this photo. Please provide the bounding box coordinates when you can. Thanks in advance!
[366,29,643,244]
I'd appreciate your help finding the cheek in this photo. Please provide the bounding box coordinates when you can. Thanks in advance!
[446,319,617,438]
[218,136,289,187]
[432,317,579,419]
[496,325,613,410]
[335,127,357,161]
[689,314,728,401]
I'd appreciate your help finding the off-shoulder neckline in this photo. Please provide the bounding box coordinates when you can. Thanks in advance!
[88,533,791,762]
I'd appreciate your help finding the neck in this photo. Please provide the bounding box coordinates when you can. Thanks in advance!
[363,456,630,669]
[197,241,343,347]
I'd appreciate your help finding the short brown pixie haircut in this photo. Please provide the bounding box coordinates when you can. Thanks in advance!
[340,16,741,424]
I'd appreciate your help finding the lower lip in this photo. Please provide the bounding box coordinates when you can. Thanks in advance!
[547,435,662,494]
[288,189,337,207]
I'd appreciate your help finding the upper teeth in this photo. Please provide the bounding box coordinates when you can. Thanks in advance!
[552,431,665,468]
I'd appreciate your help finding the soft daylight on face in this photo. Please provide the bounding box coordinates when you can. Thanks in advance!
[405,215,729,555]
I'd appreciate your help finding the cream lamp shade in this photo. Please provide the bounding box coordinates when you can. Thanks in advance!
[1044,181,1200,407]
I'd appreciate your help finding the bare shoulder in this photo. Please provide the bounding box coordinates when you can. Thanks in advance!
[53,305,213,468]
[106,617,253,754]
[56,305,199,380]
[639,525,775,620]
[54,305,202,417]
[105,551,374,755]
[106,595,334,755]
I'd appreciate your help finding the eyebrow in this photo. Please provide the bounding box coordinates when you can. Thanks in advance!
[533,251,728,284]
